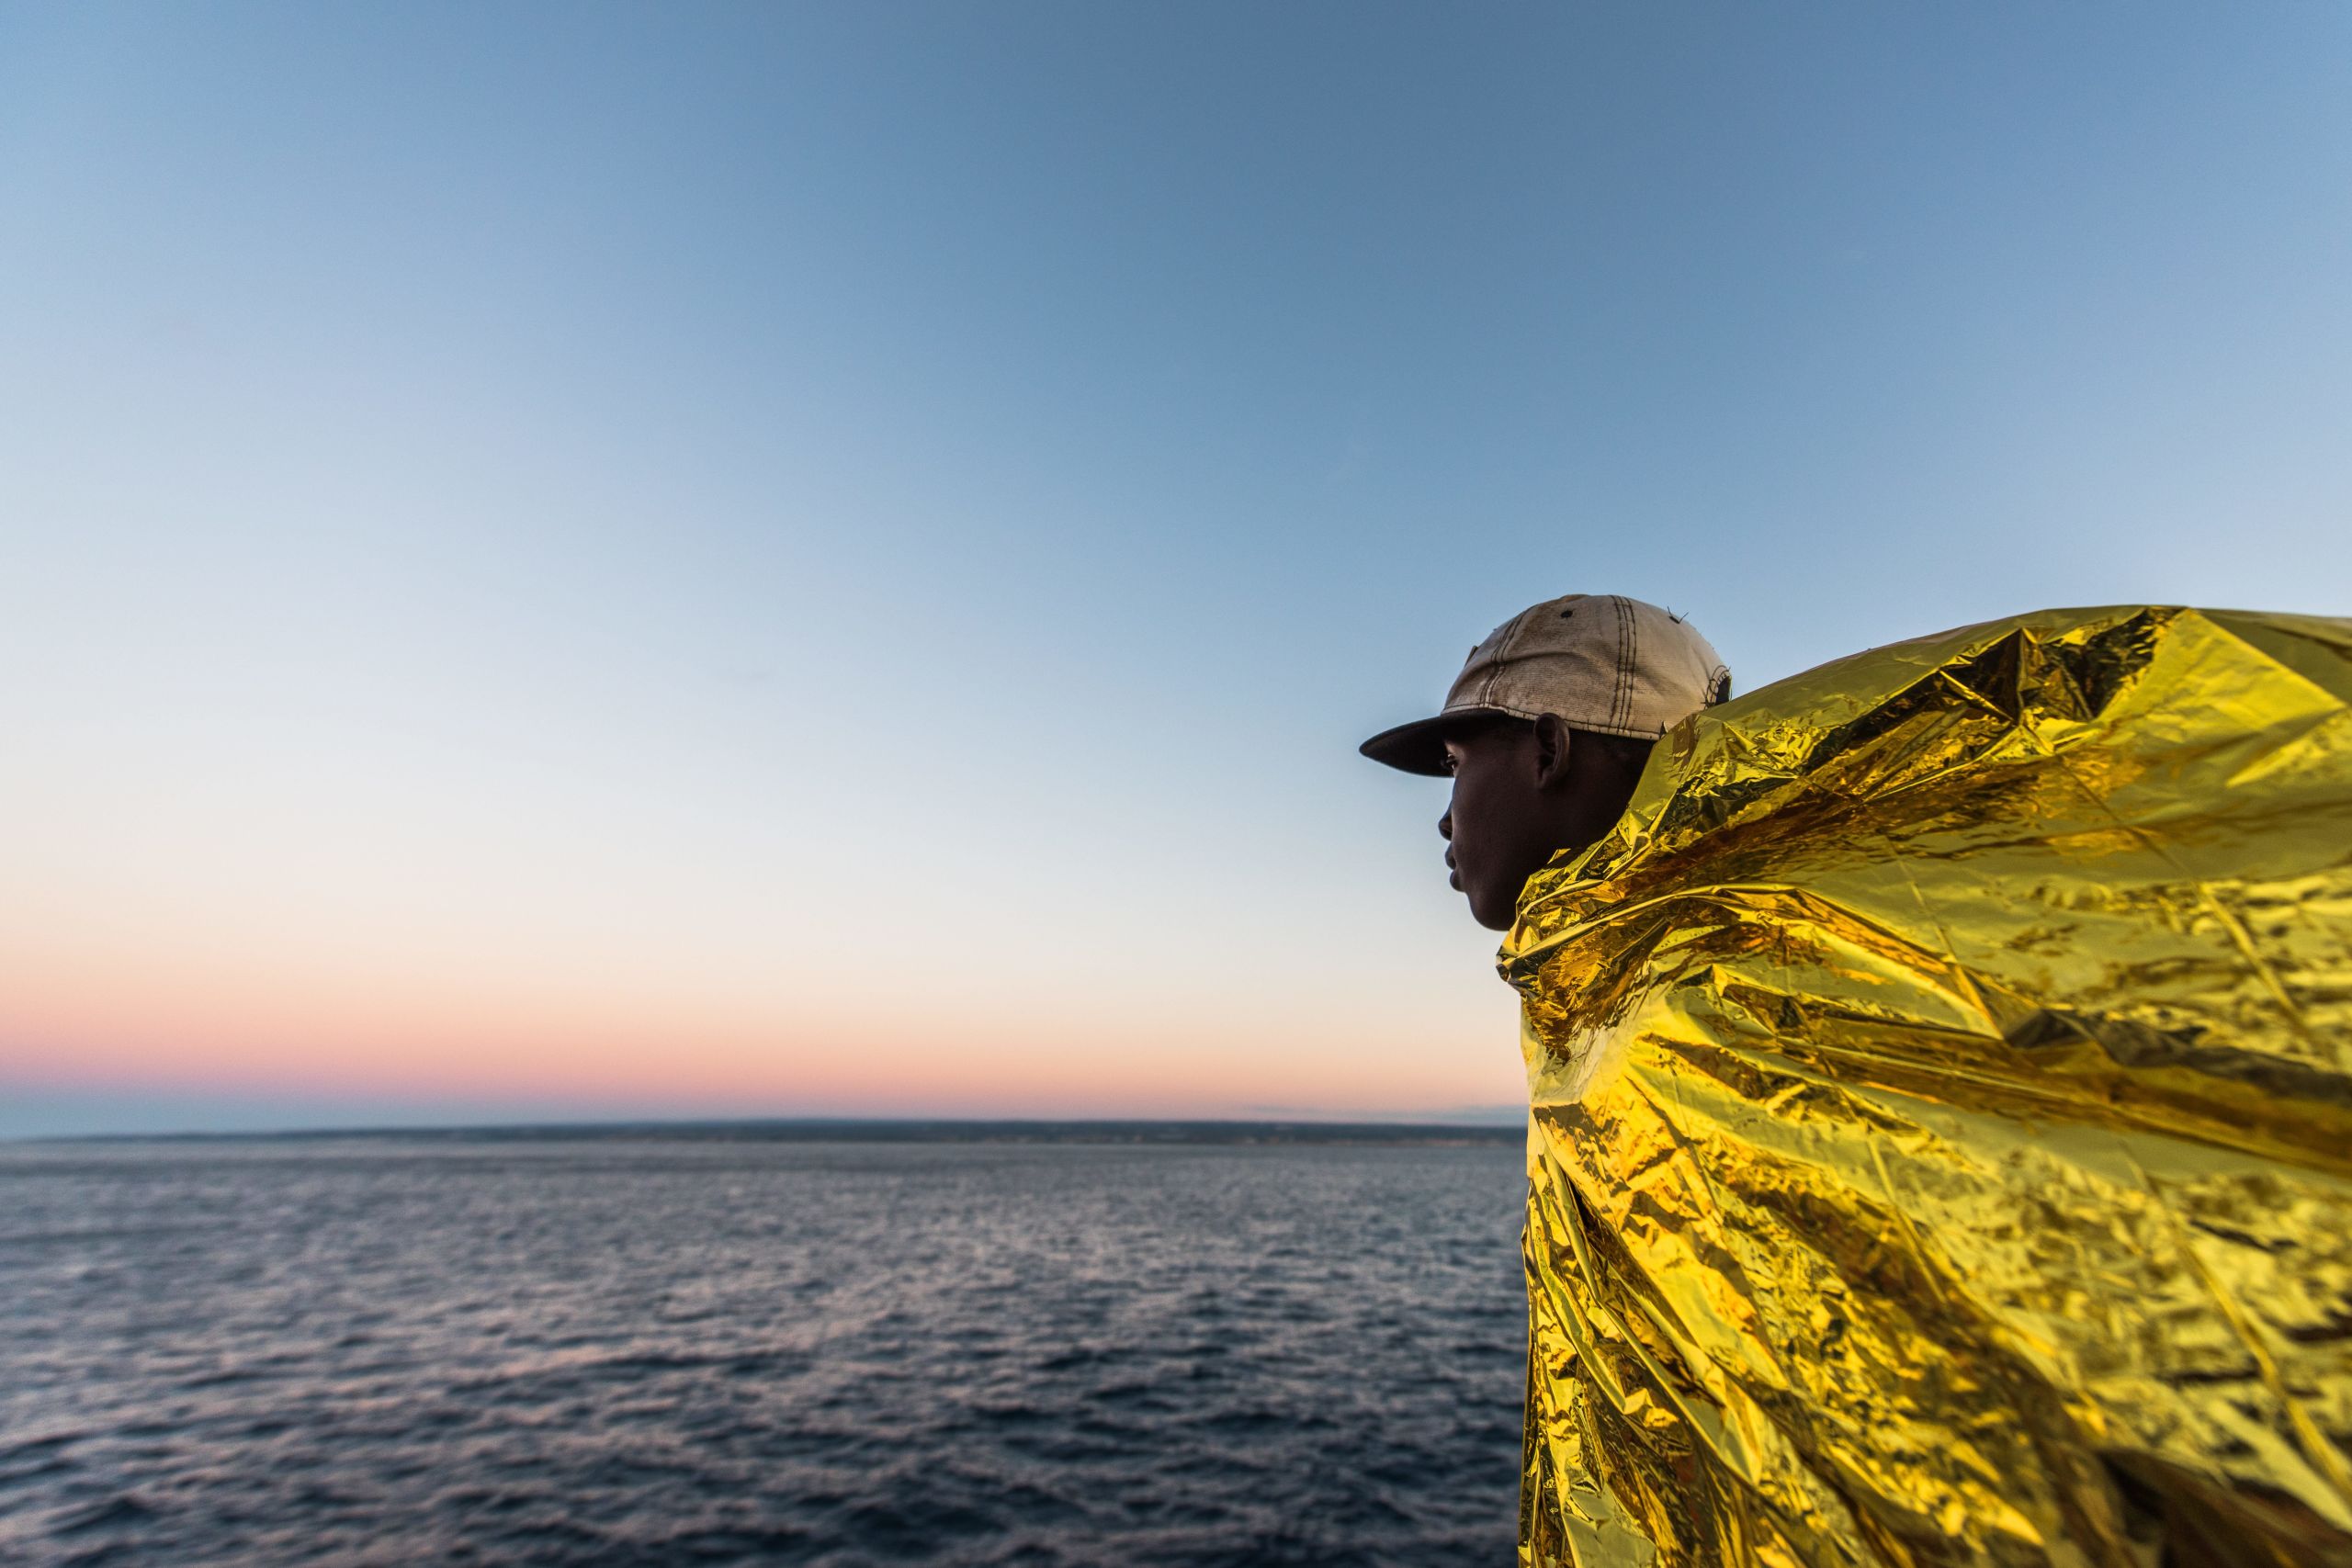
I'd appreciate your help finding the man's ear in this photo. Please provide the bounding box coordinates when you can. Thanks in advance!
[1531,713,1574,790]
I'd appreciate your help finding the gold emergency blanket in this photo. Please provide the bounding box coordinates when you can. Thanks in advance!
[1502,606,2352,1568]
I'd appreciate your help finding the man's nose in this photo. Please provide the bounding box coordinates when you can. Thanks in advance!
[1439,808,1453,841]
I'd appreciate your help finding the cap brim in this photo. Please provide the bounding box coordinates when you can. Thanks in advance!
[1357,713,1470,777]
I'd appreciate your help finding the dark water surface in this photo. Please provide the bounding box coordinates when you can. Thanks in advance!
[0,1139,1528,1566]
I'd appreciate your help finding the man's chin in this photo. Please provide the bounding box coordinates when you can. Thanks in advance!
[1466,891,1517,933]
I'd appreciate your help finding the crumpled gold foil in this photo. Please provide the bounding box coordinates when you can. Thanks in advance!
[1501,607,2352,1567]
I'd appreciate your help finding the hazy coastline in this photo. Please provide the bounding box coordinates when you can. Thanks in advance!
[12,1117,1527,1148]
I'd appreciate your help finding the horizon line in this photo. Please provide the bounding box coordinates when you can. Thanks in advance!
[7,1112,1529,1148]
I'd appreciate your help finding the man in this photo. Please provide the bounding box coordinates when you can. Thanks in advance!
[1358,593,1732,933]
[1363,595,2352,1567]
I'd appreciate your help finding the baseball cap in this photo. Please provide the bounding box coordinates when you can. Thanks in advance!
[1359,593,1732,776]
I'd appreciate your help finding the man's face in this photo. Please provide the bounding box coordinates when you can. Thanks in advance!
[1439,720,1559,932]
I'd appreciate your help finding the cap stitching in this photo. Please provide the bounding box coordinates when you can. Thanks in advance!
[1624,598,1641,729]
[1609,596,1626,729]
[1480,608,1532,706]
[1611,595,1634,730]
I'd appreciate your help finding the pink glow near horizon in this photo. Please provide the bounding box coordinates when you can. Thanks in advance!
[1,910,1524,1122]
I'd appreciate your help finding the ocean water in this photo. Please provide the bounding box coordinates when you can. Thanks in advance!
[0,1138,1529,1567]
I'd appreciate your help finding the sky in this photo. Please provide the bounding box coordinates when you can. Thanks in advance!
[3,2,2347,1137]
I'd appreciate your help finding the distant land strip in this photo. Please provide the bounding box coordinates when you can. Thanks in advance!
[26,1118,1526,1147]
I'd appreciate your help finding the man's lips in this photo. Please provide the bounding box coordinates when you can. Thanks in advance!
[1446,852,1460,891]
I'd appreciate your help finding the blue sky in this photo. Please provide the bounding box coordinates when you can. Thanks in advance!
[3,2,2346,1135]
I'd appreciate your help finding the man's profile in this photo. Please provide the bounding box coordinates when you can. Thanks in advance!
[1358,593,1728,930]
[1363,595,2352,1568]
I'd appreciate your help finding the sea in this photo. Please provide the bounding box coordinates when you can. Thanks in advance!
[0,1132,1530,1567]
